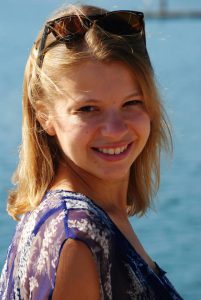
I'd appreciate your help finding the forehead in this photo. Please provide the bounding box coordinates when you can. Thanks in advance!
[58,59,142,100]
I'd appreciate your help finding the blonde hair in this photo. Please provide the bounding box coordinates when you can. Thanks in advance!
[7,4,172,220]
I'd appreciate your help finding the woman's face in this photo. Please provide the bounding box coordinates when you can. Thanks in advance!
[49,60,150,182]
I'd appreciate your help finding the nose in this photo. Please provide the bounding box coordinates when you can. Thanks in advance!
[100,110,128,138]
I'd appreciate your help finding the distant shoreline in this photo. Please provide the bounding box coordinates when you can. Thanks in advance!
[145,10,201,19]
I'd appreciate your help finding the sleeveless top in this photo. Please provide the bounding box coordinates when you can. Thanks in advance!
[0,190,183,300]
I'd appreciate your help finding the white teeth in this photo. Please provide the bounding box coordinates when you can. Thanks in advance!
[97,145,128,155]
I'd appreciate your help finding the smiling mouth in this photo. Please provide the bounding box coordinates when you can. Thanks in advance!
[92,143,131,156]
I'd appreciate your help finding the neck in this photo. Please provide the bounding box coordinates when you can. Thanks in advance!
[51,161,129,216]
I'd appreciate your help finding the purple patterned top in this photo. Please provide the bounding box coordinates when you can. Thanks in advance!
[0,190,183,300]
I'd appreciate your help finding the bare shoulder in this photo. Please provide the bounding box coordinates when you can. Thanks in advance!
[52,238,100,300]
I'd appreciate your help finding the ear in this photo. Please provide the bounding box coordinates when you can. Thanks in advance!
[36,102,56,136]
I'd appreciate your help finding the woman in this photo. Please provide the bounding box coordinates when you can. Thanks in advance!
[0,4,183,300]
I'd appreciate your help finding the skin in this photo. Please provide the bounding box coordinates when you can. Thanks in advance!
[47,60,150,213]
[41,60,157,299]
[52,239,100,300]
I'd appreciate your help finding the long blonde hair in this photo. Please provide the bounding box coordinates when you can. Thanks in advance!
[8,4,172,220]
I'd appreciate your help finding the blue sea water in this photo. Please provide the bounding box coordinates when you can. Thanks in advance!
[0,1,201,299]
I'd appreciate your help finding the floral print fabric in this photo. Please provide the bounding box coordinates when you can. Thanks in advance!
[0,190,183,300]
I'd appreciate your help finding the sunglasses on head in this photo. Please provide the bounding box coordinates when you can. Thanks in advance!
[36,10,146,68]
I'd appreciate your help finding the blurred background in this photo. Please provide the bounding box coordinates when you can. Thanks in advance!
[0,0,201,299]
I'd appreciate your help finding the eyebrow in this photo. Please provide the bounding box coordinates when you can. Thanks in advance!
[74,91,143,104]
[124,92,143,99]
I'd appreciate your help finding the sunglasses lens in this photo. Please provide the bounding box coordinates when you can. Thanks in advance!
[52,16,89,38]
[98,12,143,35]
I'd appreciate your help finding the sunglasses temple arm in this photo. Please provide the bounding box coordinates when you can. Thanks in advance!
[142,20,146,46]
[36,25,50,68]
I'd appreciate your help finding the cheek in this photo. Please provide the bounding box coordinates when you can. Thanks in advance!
[142,116,151,137]
[54,118,92,148]
[131,112,151,137]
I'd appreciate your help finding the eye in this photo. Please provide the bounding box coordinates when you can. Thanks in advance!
[123,100,143,107]
[77,105,98,112]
